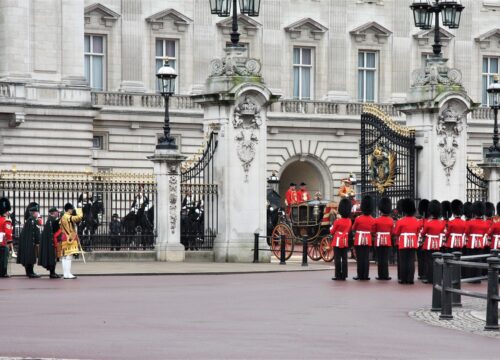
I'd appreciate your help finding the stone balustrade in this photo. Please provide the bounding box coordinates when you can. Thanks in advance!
[91,91,201,110]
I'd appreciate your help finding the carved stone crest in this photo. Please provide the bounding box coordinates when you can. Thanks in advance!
[210,52,262,77]
[437,103,464,183]
[168,176,178,234]
[368,143,396,194]
[411,57,462,87]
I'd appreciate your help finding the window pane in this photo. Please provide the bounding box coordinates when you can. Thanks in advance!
[302,49,311,65]
[293,67,300,99]
[93,36,103,54]
[491,58,498,73]
[84,55,90,84]
[84,35,90,53]
[92,56,103,91]
[169,60,176,70]
[301,67,311,100]
[156,40,163,57]
[293,48,301,64]
[366,53,376,68]
[483,58,488,73]
[165,41,176,58]
[358,70,364,101]
[483,75,488,105]
[358,52,364,68]
[366,70,375,102]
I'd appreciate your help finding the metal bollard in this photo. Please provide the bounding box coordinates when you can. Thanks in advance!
[485,257,499,331]
[253,233,259,263]
[431,252,443,312]
[440,253,454,320]
[280,234,286,265]
[302,236,308,267]
[452,251,462,307]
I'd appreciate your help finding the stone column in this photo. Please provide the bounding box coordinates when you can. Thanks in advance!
[61,0,87,86]
[148,149,186,261]
[479,163,500,204]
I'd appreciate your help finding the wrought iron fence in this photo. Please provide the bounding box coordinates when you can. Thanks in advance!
[466,162,488,202]
[0,170,157,251]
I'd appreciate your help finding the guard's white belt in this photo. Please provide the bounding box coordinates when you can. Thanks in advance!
[469,234,484,249]
[449,233,464,248]
[334,231,346,247]
[401,233,415,248]
[425,234,440,250]
[493,235,500,249]
[376,232,390,246]
[356,231,371,245]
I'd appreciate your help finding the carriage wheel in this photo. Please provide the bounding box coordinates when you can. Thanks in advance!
[307,242,322,261]
[271,224,294,261]
[319,235,334,262]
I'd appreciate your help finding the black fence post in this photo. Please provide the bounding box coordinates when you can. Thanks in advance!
[440,253,454,320]
[253,233,259,263]
[280,234,286,265]
[485,256,499,331]
[302,236,308,267]
[452,251,462,307]
[431,252,443,312]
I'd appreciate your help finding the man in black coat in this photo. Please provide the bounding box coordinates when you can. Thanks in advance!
[17,202,41,278]
[109,213,122,251]
[38,207,61,278]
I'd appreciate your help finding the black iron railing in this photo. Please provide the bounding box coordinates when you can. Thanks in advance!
[466,162,488,202]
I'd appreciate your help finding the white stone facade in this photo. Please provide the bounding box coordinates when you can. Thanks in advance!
[0,0,499,200]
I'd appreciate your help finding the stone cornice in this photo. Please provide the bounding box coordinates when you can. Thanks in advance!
[414,27,454,47]
[217,14,261,37]
[84,3,120,28]
[146,8,193,32]
[475,28,500,49]
[284,18,328,40]
[350,21,392,44]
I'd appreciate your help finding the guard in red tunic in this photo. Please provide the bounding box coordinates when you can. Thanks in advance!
[465,201,489,281]
[487,202,500,250]
[394,198,420,284]
[462,201,474,278]
[374,197,393,280]
[330,198,352,281]
[297,182,311,203]
[420,200,446,284]
[440,201,452,250]
[417,199,429,281]
[0,197,14,278]
[444,200,466,252]
[284,183,298,217]
[352,195,375,281]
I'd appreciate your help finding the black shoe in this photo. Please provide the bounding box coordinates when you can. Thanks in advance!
[408,281,414,284]
[422,279,429,284]
[353,276,360,280]
[28,273,41,278]
[332,277,339,281]
[0,274,10,278]
[376,277,390,280]
[49,273,62,279]
[398,280,405,284]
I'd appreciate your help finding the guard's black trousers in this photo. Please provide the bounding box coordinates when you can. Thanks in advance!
[355,245,370,280]
[423,250,437,283]
[333,247,348,280]
[0,246,8,276]
[376,246,390,279]
[417,247,425,279]
[399,249,416,284]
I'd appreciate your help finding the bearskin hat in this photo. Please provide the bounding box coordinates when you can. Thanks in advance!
[64,202,75,212]
[428,200,441,219]
[401,198,416,216]
[396,199,403,215]
[0,197,11,215]
[418,199,430,218]
[441,200,451,220]
[338,198,352,218]
[451,199,463,217]
[485,202,495,218]
[378,197,392,215]
[472,201,485,218]
[463,202,473,220]
[361,195,373,216]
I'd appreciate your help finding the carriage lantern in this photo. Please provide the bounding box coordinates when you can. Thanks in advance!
[486,75,500,160]
[267,171,279,193]
[156,60,178,150]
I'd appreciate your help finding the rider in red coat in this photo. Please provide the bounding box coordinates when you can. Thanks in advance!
[394,198,420,284]
[444,199,466,251]
[352,196,375,281]
[374,197,393,280]
[330,198,352,281]
[420,200,446,284]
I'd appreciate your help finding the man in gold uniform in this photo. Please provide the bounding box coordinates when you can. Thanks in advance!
[59,203,83,279]
[338,178,356,199]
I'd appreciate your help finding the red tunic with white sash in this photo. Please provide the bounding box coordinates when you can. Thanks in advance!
[394,216,421,249]
[444,217,466,249]
[373,216,393,247]
[0,216,13,247]
[465,218,489,249]
[421,219,446,251]
[352,214,375,246]
[330,218,351,248]
[488,221,500,250]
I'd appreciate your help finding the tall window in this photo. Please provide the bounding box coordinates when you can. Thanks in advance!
[482,57,499,106]
[293,47,313,100]
[84,35,105,91]
[358,51,377,103]
[156,39,177,93]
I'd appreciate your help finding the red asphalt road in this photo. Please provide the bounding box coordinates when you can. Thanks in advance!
[0,264,498,360]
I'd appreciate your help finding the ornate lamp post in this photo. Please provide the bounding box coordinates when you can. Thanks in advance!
[410,0,464,57]
[156,60,178,150]
[486,76,500,160]
[209,0,261,47]
[267,171,279,193]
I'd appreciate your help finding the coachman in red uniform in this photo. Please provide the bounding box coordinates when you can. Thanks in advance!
[330,198,352,281]
[297,182,311,203]
[352,195,375,281]
[487,202,500,250]
[420,200,445,284]
[284,183,298,217]
[0,197,14,278]
[444,200,466,252]
[394,198,420,284]
[465,201,489,281]
[374,197,393,280]
[417,199,429,281]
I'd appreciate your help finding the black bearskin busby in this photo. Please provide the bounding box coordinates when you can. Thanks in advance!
[396,199,404,216]
[441,200,451,220]
[378,197,392,216]
[428,200,441,219]
[451,199,463,217]
[401,198,416,216]
[338,198,352,218]
[463,202,473,220]
[361,195,373,216]
[485,202,495,218]
[64,203,75,212]
[472,201,485,218]
[418,199,430,219]
[0,197,11,215]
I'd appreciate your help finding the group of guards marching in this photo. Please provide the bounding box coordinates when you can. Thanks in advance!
[0,197,84,279]
[330,195,500,284]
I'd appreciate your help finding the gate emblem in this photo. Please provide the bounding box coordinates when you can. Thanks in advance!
[368,144,396,194]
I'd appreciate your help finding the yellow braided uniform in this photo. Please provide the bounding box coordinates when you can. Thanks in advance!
[60,209,83,256]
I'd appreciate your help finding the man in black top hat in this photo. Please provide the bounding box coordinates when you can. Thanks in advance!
[39,207,61,278]
[18,202,42,278]
[109,213,122,251]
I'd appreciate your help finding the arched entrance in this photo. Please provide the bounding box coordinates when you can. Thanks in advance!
[278,156,331,205]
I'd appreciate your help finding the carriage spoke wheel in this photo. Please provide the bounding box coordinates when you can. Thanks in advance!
[320,235,334,262]
[307,242,322,261]
[271,224,294,261]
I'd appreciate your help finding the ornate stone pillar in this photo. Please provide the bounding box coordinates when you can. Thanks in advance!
[148,150,186,261]
[398,57,476,201]
[479,164,500,204]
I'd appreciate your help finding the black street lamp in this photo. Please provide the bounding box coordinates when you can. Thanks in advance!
[156,60,178,150]
[486,76,500,160]
[209,0,261,47]
[410,0,464,57]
